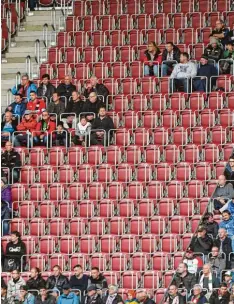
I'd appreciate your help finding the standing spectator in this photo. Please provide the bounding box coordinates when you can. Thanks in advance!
[183,249,203,274]
[188,284,207,304]
[6,94,26,118]
[7,270,26,301]
[1,285,8,304]
[1,200,10,235]
[87,267,108,290]
[47,92,65,117]
[170,52,197,93]
[57,284,79,304]
[171,263,196,292]
[19,285,35,304]
[11,74,37,100]
[35,286,57,304]
[125,290,138,304]
[210,20,229,46]
[219,210,234,244]
[212,175,234,211]
[37,74,56,102]
[84,285,102,304]
[214,228,233,269]
[209,283,230,304]
[33,111,56,147]
[73,117,91,146]
[69,264,89,293]
[224,156,234,188]
[208,246,226,279]
[46,265,69,293]
[193,55,218,92]
[223,272,233,291]
[65,91,84,118]
[1,141,21,183]
[202,212,219,238]
[162,42,181,76]
[220,42,234,74]
[82,92,104,120]
[54,123,68,147]
[57,76,76,101]
[163,285,185,304]
[198,264,219,294]
[26,268,46,294]
[136,290,155,304]
[1,112,17,144]
[83,76,109,103]
[3,231,26,272]
[190,226,213,258]
[103,285,124,304]
[90,107,114,146]
[13,110,37,148]
[142,41,162,77]
[26,92,46,115]
[204,38,223,65]
[1,176,12,207]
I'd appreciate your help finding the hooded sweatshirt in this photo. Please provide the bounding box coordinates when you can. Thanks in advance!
[57,292,79,304]
[170,61,197,79]
[7,277,26,299]
[219,216,234,237]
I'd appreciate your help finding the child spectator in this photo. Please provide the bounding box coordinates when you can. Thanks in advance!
[125,290,138,304]
[54,123,68,147]
[73,117,91,146]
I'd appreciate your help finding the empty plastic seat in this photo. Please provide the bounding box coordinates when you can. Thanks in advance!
[120,235,137,253]
[122,271,139,289]
[110,253,128,271]
[100,235,117,253]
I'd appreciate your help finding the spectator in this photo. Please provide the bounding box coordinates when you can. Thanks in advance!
[26,267,46,294]
[46,265,69,293]
[61,114,76,130]
[90,107,114,146]
[103,285,124,304]
[220,196,234,215]
[1,200,10,236]
[6,94,26,117]
[230,285,234,304]
[125,290,138,304]
[82,92,104,120]
[204,37,223,65]
[193,55,218,92]
[1,285,8,304]
[87,267,108,290]
[1,112,17,143]
[37,74,56,102]
[202,212,219,238]
[220,42,234,74]
[170,52,197,93]
[162,42,181,76]
[224,156,234,188]
[33,111,56,147]
[35,286,57,304]
[26,91,46,115]
[1,176,12,207]
[198,264,219,294]
[142,41,162,77]
[7,270,26,301]
[54,123,68,147]
[73,116,91,146]
[12,74,37,100]
[83,76,109,103]
[19,285,35,304]
[57,75,76,101]
[84,285,102,304]
[227,23,234,43]
[210,19,229,46]
[214,228,233,269]
[3,231,26,272]
[69,264,89,293]
[65,91,84,118]
[171,262,196,292]
[223,272,233,291]
[188,284,207,304]
[57,284,79,304]
[13,110,37,148]
[208,246,226,279]
[51,288,60,302]
[163,285,185,304]
[183,249,203,274]
[209,283,230,304]
[219,210,234,243]
[47,92,65,117]
[1,141,21,183]
[211,175,234,211]
[190,226,213,258]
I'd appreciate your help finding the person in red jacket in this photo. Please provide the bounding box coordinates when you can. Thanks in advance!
[13,110,37,147]
[33,111,56,147]
[143,41,162,77]
[26,91,46,115]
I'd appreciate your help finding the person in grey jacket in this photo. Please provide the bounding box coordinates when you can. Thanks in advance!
[7,269,26,301]
[170,52,197,93]
[212,175,234,210]
[208,246,226,279]
[47,92,65,117]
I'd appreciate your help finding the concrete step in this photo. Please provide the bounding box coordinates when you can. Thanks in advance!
[6,51,35,58]
[3,57,37,64]
[1,74,18,80]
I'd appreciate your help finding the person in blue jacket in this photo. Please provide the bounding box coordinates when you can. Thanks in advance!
[19,285,35,304]
[5,93,26,118]
[57,284,79,304]
[225,196,234,215]
[219,210,234,251]
[12,74,37,101]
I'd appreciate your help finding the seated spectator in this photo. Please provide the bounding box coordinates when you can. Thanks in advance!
[202,212,219,238]
[230,285,234,304]
[214,228,233,269]
[208,246,226,279]
[54,123,68,147]
[193,55,217,92]
[90,107,114,146]
[61,114,76,130]
[46,265,69,293]
[163,285,185,304]
[19,285,35,304]
[103,285,124,304]
[87,267,108,290]
[227,22,234,43]
[73,116,91,146]
[219,211,234,245]
[26,267,46,294]
[57,284,79,304]
[212,175,234,211]
[82,92,105,122]
[1,200,10,236]
[210,19,229,47]
[7,270,26,301]
[224,156,234,188]
[13,110,37,148]
[1,112,17,144]
[142,41,162,77]
[183,249,203,274]
[1,141,21,183]
[83,76,109,103]
[1,284,8,304]
[57,75,76,101]
[84,285,102,304]
[220,42,234,74]
[204,37,223,65]
[190,226,213,258]
[198,264,219,296]
[171,263,196,293]
[47,92,65,117]
[162,42,181,76]
[223,272,233,291]
[33,111,56,147]
[35,286,57,304]
[125,290,138,304]
[1,176,12,207]
[209,283,230,304]
[220,195,234,215]
[188,284,207,304]
[65,91,84,118]
[170,52,197,93]
[70,264,89,293]
[26,91,46,115]
[37,74,56,102]
[11,74,37,100]
[51,288,60,302]
[6,94,26,117]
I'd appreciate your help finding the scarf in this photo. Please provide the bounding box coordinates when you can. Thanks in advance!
[106,294,117,304]
[167,295,180,304]
[199,273,213,291]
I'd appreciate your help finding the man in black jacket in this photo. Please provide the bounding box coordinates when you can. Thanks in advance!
[46,265,69,293]
[103,285,124,304]
[209,283,231,304]
[56,75,76,101]
[224,156,234,188]
[163,285,185,304]
[204,37,223,64]
[162,42,181,76]
[84,285,103,304]
[1,141,21,183]
[90,107,114,146]
[190,226,213,258]
[87,267,108,290]
[136,290,156,304]
[35,286,56,304]
[26,267,46,295]
[82,93,104,122]
[214,228,233,268]
[171,263,196,293]
[83,76,109,103]
[37,74,56,103]
[65,91,84,118]
[70,264,88,293]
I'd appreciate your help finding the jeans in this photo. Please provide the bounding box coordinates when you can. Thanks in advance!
[33,135,49,147]
[144,64,159,77]
[162,64,169,77]
[170,78,189,93]
[2,220,9,236]
[193,79,207,92]
[13,134,32,147]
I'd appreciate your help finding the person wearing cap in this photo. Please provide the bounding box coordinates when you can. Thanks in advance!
[26,91,46,115]
[35,286,57,304]
[87,267,108,291]
[224,272,233,291]
[84,285,102,304]
[171,263,196,293]
[13,110,37,148]
[190,226,213,258]
[103,285,124,304]
[57,284,79,304]
[220,42,234,74]
[187,284,207,304]
[1,141,21,183]
[198,264,219,296]
[19,285,35,304]
[208,246,226,280]
[163,285,185,304]
[193,55,218,92]
[214,228,233,269]
[210,19,229,47]
[46,265,69,293]
[209,282,231,304]
[6,93,27,117]
[125,290,138,304]
[212,175,234,211]
[183,249,203,274]
[204,37,223,64]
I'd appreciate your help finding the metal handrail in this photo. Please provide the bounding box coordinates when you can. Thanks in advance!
[15,71,21,87]
[43,23,49,47]
[25,55,31,79]
[35,39,40,64]
[6,9,12,45]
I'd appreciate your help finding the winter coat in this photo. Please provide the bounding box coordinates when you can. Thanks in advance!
[91,116,115,136]
[82,100,104,115]
[69,274,89,292]
[37,82,56,102]
[211,27,229,46]
[65,99,84,117]
[208,254,226,273]
[12,81,37,100]
[103,294,124,304]
[87,274,108,290]
[47,101,65,117]
[223,49,234,60]
[34,119,56,137]
[162,45,181,63]
[35,295,56,304]
[143,50,162,64]
[26,275,46,292]
[170,62,197,79]
[171,271,197,292]
[6,102,27,117]
[1,186,12,206]
[83,83,109,103]
[224,163,234,187]
[46,274,69,292]
[26,99,46,114]
[204,45,223,62]
[209,290,230,304]
[163,294,185,304]
[196,64,218,80]
[204,221,219,238]
[188,294,208,304]
[212,183,234,200]
[57,83,76,100]
[4,239,26,271]
[20,293,35,304]
[7,277,26,299]
[190,234,213,255]
[1,119,17,135]
[1,149,21,170]
[57,292,79,304]
[17,117,38,133]
[84,294,103,304]
[219,216,234,237]
[214,236,233,268]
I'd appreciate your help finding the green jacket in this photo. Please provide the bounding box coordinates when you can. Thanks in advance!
[223,49,234,59]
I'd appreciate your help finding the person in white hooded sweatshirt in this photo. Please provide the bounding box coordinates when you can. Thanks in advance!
[170,52,197,93]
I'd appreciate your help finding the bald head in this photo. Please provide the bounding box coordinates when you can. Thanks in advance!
[90,76,98,87]
[218,228,227,239]
[5,111,13,122]
[218,175,226,186]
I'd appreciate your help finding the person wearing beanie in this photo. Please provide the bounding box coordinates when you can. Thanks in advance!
[204,37,223,65]
[125,290,139,304]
